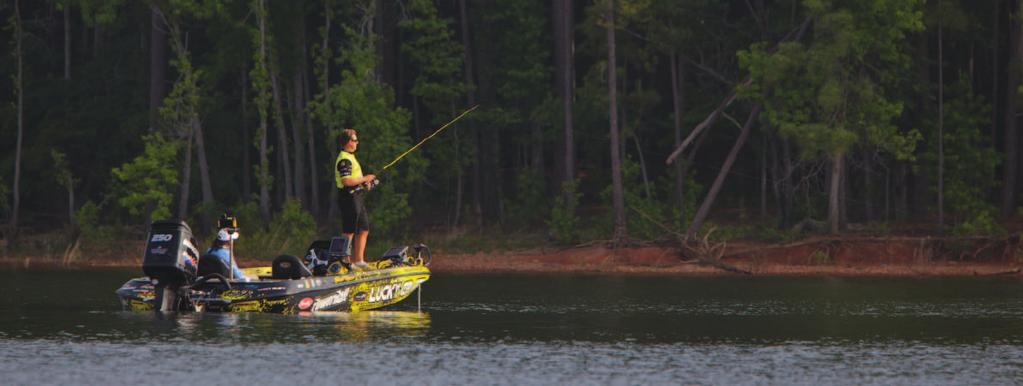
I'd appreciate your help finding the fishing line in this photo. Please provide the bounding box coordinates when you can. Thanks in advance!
[380,104,479,171]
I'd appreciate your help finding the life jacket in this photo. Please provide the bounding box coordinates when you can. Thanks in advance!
[334,150,363,190]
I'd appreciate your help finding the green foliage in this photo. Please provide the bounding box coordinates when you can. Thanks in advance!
[399,0,470,195]
[507,169,548,228]
[951,211,1000,237]
[76,0,125,25]
[809,249,832,265]
[399,0,465,112]
[919,78,1001,235]
[620,158,673,240]
[739,0,924,160]
[50,149,76,192]
[74,201,118,245]
[109,133,180,223]
[233,198,317,259]
[548,180,581,244]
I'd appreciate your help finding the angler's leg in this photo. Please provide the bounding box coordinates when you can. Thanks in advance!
[354,230,369,264]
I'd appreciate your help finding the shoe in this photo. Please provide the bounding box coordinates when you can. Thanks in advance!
[352,262,372,271]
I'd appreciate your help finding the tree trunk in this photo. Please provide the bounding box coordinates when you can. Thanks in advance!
[377,0,397,87]
[67,176,75,226]
[938,23,945,227]
[670,53,686,222]
[770,137,796,229]
[270,68,294,199]
[192,116,214,210]
[607,0,626,245]
[1003,0,1023,217]
[453,126,463,228]
[665,88,743,165]
[632,135,652,200]
[289,13,307,208]
[64,4,71,80]
[828,153,844,234]
[458,0,482,227]
[769,136,784,227]
[315,1,332,219]
[149,6,168,130]
[993,0,1002,146]
[897,162,908,220]
[912,33,931,216]
[93,24,101,59]
[864,153,874,221]
[555,0,575,199]
[9,0,24,244]
[290,70,307,207]
[531,123,544,172]
[840,154,848,226]
[242,64,251,199]
[304,53,319,218]
[760,135,768,220]
[178,128,194,220]
[686,104,762,238]
[256,0,271,223]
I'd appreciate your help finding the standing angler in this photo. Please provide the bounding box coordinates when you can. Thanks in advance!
[335,128,377,271]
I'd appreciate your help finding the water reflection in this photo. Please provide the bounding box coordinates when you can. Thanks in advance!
[2,269,1023,383]
[108,310,431,343]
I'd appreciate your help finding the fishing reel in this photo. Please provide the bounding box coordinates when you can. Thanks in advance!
[351,178,380,194]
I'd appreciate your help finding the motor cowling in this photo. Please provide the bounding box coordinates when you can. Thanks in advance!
[142,220,199,286]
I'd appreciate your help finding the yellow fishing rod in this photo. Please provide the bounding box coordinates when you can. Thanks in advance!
[381,104,479,171]
[354,105,479,192]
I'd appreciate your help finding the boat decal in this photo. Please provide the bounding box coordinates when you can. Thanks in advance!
[354,291,368,301]
[150,233,173,242]
[134,290,156,301]
[298,297,314,310]
[312,288,351,311]
[334,275,356,284]
[368,280,418,303]
[128,299,153,311]
[220,290,253,301]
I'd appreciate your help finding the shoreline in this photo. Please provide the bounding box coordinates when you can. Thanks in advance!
[2,241,1021,277]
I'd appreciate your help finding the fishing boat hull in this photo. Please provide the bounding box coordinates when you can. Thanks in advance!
[116,265,430,313]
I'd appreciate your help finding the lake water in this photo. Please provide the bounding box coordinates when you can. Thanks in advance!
[1,269,1022,385]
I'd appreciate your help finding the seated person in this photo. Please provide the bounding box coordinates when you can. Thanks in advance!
[207,229,250,281]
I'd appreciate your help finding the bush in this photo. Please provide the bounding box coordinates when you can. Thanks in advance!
[74,201,119,247]
[951,210,1002,236]
[233,198,318,260]
[507,169,548,228]
[109,133,180,223]
[547,180,580,244]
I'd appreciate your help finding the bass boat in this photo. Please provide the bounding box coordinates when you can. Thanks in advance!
[116,220,430,313]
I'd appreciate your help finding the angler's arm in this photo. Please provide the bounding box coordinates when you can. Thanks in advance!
[341,175,375,187]
[338,159,375,187]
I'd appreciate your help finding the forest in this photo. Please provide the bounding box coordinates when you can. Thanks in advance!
[0,0,1020,257]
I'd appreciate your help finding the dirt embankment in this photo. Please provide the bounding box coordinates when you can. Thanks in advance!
[431,235,1023,276]
[3,235,1021,276]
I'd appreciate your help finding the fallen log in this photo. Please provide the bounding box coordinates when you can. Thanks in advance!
[629,205,752,275]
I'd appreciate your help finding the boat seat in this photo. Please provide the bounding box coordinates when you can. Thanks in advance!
[272,255,312,280]
[196,254,232,278]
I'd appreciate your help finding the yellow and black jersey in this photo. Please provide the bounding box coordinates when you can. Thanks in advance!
[334,151,363,191]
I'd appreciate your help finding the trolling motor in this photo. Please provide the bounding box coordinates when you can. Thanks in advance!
[142,220,200,311]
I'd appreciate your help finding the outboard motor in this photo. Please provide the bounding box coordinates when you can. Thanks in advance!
[142,220,199,311]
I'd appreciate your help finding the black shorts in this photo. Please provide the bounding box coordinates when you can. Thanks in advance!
[338,191,370,233]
